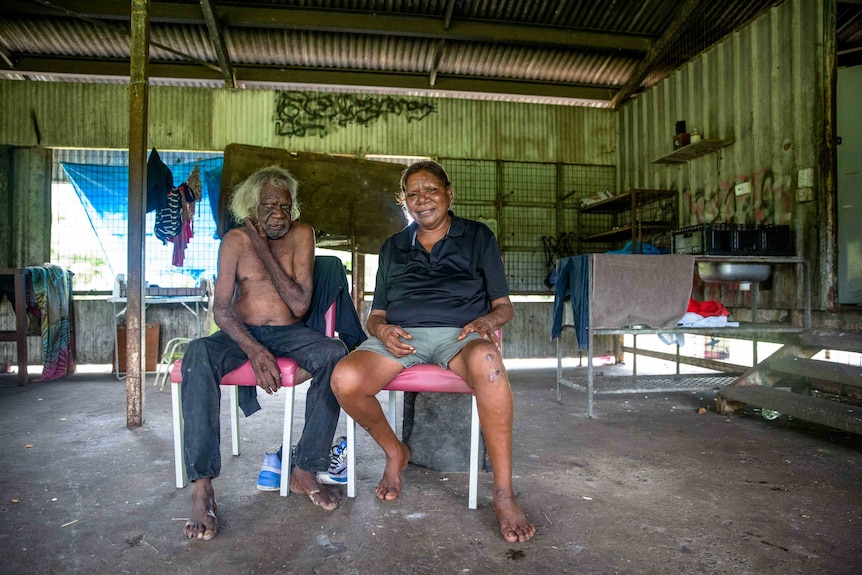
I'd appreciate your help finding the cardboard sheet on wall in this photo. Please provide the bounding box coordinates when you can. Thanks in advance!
[219,144,408,254]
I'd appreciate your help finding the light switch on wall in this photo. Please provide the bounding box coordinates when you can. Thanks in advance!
[798,167,814,188]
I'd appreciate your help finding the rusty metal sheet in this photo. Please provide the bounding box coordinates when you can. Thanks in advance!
[219,144,407,254]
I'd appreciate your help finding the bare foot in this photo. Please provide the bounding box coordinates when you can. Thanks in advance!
[290,467,340,511]
[183,478,219,541]
[375,441,410,500]
[494,491,536,543]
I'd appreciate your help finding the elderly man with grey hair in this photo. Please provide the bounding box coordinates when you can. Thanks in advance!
[180,165,347,541]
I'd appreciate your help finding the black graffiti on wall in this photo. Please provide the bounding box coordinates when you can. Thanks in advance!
[274,92,437,138]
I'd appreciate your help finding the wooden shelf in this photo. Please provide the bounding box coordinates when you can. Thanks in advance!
[652,139,734,164]
[582,222,675,243]
[579,188,676,214]
[577,188,677,253]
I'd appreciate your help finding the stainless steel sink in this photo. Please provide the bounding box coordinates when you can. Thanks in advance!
[697,262,771,283]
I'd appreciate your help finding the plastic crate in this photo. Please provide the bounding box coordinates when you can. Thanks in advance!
[733,224,762,255]
[672,224,735,255]
[672,223,792,256]
[759,225,792,255]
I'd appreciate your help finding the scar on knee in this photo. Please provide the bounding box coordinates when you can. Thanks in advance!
[485,353,495,362]
[488,367,503,382]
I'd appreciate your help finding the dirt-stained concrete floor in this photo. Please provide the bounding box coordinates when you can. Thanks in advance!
[1,363,861,575]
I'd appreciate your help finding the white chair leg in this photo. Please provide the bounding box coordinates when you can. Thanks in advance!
[228,386,240,456]
[388,390,397,433]
[468,395,479,510]
[346,414,356,498]
[280,386,296,497]
[153,360,166,390]
[171,383,188,488]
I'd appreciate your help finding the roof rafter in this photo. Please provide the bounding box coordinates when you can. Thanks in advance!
[4,0,653,53]
[610,0,701,109]
[198,0,235,88]
[0,55,616,103]
[429,0,458,87]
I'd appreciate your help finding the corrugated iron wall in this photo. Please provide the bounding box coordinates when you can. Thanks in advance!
[0,81,615,166]
[0,79,618,360]
[618,0,826,314]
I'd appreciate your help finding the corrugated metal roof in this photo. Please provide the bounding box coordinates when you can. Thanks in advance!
[0,0,854,107]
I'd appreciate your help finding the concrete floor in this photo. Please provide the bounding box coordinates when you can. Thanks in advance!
[1,362,861,575]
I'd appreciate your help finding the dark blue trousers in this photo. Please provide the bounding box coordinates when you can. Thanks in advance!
[180,324,348,481]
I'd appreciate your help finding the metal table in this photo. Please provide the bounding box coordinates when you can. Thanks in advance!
[108,277,208,379]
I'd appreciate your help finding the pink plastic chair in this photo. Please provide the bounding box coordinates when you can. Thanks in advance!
[169,304,335,496]
[346,365,481,508]
[345,329,502,510]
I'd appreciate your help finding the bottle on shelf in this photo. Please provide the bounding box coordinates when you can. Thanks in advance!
[690,128,701,144]
[673,120,690,149]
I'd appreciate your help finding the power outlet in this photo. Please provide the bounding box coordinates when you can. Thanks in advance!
[734,182,752,196]
[798,167,814,188]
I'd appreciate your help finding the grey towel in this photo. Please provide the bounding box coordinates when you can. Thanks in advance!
[590,254,694,329]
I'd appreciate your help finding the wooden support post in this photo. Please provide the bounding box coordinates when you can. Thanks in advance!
[127,0,150,428]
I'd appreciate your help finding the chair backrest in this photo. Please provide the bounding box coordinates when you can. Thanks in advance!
[200,278,217,336]
[112,274,125,298]
[323,300,335,336]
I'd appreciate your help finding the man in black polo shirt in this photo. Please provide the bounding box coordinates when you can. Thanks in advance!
[331,160,535,543]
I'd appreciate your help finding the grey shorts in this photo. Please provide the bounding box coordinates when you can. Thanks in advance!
[355,327,485,369]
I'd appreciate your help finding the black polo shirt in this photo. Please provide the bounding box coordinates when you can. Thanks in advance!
[372,212,509,327]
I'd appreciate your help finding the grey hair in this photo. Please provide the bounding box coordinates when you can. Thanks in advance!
[229,165,301,223]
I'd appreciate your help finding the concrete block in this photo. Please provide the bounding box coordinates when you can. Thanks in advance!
[402,391,489,473]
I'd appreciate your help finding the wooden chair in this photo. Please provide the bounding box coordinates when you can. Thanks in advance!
[169,303,335,496]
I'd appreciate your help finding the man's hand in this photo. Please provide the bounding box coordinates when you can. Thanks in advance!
[377,324,416,358]
[244,220,271,257]
[458,318,500,349]
[248,347,282,394]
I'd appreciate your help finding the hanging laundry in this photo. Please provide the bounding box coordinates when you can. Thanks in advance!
[26,264,76,381]
[167,165,203,266]
[154,187,182,243]
[146,148,174,213]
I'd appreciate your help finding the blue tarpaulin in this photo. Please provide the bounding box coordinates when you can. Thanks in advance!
[60,156,224,286]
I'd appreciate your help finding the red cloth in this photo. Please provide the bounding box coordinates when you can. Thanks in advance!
[687,298,729,317]
[171,219,193,267]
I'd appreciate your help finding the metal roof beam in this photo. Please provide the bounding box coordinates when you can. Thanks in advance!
[610,0,701,109]
[0,38,15,69]
[223,7,652,53]
[2,56,616,103]
[198,0,235,88]
[2,1,652,53]
[430,0,458,87]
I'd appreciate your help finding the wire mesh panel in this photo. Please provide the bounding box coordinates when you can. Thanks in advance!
[558,164,616,204]
[501,206,555,251]
[442,159,497,202]
[503,251,551,293]
[499,163,557,293]
[345,157,619,294]
[553,164,616,258]
[454,204,498,228]
[438,158,616,293]
[500,162,557,204]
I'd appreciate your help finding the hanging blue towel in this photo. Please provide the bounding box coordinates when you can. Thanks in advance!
[550,255,589,350]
